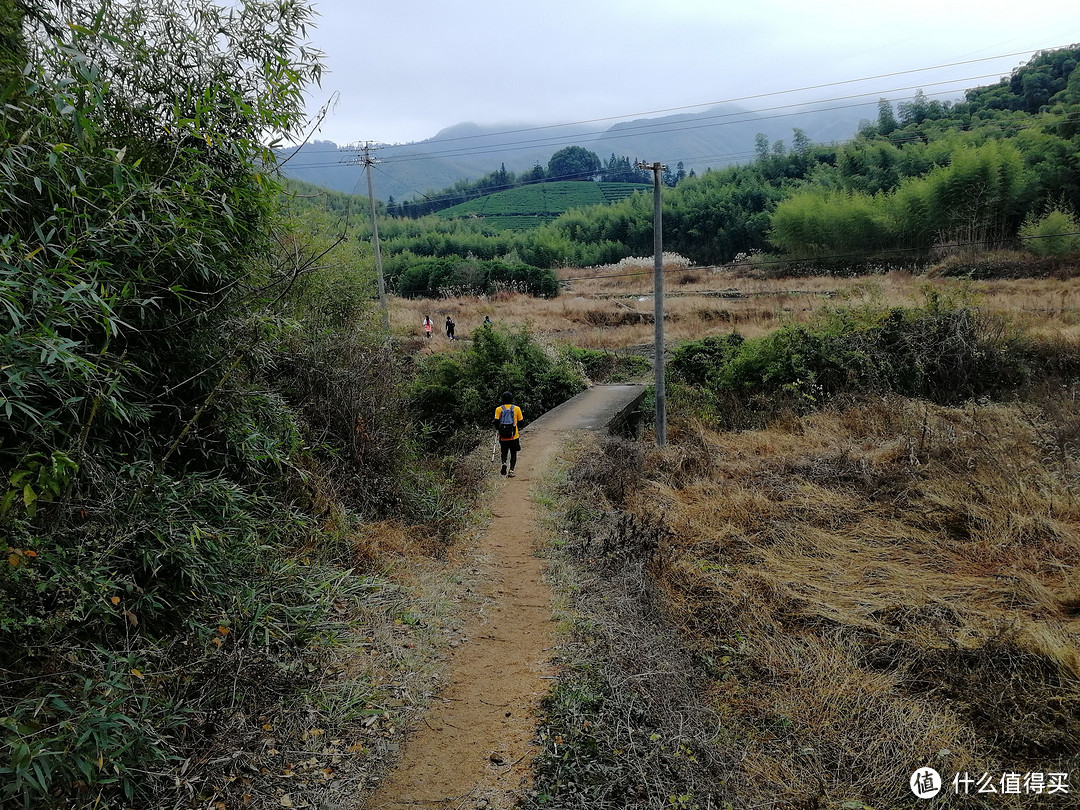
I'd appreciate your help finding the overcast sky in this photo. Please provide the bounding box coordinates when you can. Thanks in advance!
[297,0,1080,146]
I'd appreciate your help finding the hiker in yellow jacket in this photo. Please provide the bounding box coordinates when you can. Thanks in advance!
[493,391,525,478]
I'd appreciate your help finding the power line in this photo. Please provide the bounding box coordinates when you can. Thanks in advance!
[328,84,961,171]
[373,74,1002,166]
[278,69,1046,175]
[373,228,1080,300]
[281,45,1061,174]
[368,117,1072,214]
[278,76,1026,181]
[357,165,651,211]
[359,47,1048,150]
[291,107,1080,215]
[278,46,1080,219]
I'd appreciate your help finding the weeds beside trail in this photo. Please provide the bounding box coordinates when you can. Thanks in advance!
[530,451,727,809]
[529,306,1080,809]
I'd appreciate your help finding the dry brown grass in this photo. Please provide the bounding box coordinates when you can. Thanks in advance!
[644,399,1080,806]
[539,391,1080,808]
[389,273,851,352]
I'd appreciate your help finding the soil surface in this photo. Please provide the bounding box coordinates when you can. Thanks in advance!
[361,385,644,810]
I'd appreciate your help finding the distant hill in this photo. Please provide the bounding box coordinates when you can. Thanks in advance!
[276,100,880,202]
[435,181,652,231]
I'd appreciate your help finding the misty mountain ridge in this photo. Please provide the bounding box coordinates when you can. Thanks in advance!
[277,100,882,201]
[429,119,608,141]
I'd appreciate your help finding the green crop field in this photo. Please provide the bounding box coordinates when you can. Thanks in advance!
[469,214,560,231]
[437,181,649,230]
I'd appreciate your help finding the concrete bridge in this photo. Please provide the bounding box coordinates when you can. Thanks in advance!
[525,382,647,438]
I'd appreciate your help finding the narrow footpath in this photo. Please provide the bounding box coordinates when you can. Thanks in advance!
[361,385,644,810]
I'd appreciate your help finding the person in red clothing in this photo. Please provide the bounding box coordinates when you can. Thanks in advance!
[493,390,525,477]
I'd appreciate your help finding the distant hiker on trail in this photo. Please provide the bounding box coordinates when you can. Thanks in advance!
[494,391,524,478]
[483,315,492,328]
[445,316,456,340]
[423,315,433,339]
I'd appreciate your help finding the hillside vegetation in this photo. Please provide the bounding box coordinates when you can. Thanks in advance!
[436,181,651,231]
[291,45,1080,298]
[330,46,1080,283]
[0,4,584,809]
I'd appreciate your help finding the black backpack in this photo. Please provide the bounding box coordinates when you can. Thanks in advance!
[497,404,517,438]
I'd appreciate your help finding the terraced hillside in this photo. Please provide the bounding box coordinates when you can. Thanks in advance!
[436,181,650,230]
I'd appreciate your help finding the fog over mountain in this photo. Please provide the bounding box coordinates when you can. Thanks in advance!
[277,100,881,201]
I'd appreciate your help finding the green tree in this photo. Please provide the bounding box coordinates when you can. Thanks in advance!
[754,132,770,162]
[898,89,948,126]
[769,188,886,258]
[1018,206,1080,256]
[2,0,323,462]
[522,162,547,182]
[665,165,782,263]
[548,145,602,180]
[877,98,898,135]
[1,1,330,805]
[926,140,1026,251]
[601,153,648,183]
[792,128,812,154]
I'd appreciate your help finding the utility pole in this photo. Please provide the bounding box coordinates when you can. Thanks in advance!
[637,161,667,447]
[353,143,390,332]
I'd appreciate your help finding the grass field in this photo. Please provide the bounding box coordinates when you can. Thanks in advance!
[389,252,1080,809]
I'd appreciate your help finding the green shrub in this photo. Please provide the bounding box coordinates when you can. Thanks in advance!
[410,326,586,447]
[0,472,303,807]
[670,299,1032,428]
[1019,207,1080,256]
[390,255,559,299]
[0,3,440,807]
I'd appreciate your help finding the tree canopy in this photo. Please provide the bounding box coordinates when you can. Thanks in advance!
[547,145,603,180]
[0,3,400,807]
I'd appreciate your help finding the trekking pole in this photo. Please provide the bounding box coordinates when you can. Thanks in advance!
[491,433,499,463]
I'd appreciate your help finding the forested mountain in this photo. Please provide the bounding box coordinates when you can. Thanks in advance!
[277,100,879,201]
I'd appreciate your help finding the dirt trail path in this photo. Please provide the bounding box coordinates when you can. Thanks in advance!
[362,385,644,810]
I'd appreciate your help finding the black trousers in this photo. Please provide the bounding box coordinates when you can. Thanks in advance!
[499,438,520,469]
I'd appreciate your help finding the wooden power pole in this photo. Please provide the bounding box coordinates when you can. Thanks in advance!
[353,143,390,332]
[637,161,667,447]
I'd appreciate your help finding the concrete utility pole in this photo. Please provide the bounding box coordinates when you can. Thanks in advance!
[637,161,667,447]
[353,143,390,332]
